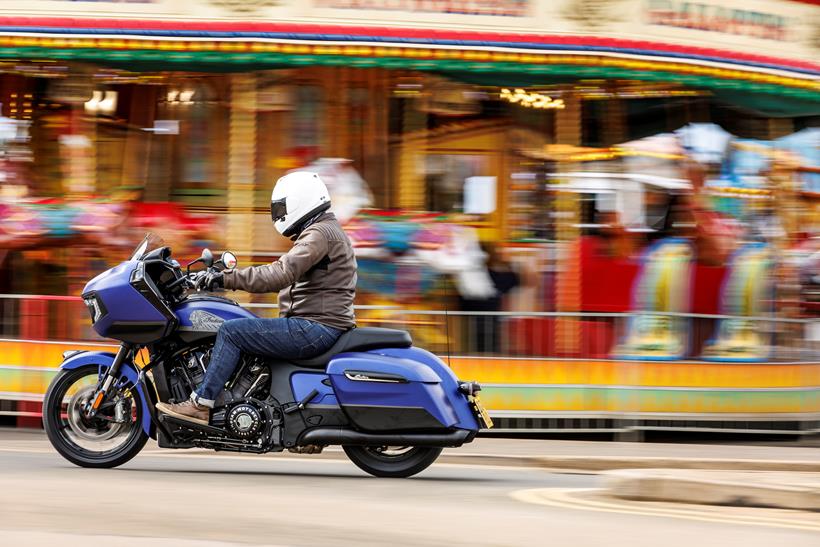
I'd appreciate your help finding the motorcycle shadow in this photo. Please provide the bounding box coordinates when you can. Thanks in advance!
[116,464,494,482]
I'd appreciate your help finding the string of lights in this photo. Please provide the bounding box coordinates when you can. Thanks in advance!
[0,35,814,102]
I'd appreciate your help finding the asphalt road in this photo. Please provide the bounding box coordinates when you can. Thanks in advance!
[0,435,818,546]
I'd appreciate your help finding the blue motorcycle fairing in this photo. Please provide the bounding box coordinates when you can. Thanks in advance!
[59,350,153,437]
[174,297,257,330]
[83,260,169,340]
[365,347,480,431]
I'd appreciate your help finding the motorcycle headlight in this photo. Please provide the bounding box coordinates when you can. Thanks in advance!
[82,294,105,323]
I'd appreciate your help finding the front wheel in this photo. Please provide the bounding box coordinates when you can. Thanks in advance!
[43,364,148,468]
[343,445,442,478]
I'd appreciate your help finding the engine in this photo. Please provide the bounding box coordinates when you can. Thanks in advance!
[212,401,264,439]
[163,347,279,451]
[227,403,263,438]
[168,347,209,403]
[168,347,270,406]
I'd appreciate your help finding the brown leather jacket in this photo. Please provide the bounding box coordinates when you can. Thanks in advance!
[223,212,357,330]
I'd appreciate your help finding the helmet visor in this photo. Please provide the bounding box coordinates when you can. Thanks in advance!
[270,198,287,223]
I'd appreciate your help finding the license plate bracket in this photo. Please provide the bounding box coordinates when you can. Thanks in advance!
[469,395,493,429]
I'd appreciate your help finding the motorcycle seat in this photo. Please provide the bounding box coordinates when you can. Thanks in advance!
[293,327,413,368]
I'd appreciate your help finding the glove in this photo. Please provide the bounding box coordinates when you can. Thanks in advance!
[199,270,224,291]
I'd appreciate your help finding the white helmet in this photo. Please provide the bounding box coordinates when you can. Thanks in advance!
[270,171,331,237]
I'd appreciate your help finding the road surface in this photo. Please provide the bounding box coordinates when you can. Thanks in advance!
[0,432,817,546]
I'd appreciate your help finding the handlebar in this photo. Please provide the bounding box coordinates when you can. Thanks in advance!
[191,270,210,291]
[168,265,225,293]
[166,274,192,291]
[152,249,236,301]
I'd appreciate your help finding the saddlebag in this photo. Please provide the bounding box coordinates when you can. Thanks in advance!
[327,351,458,432]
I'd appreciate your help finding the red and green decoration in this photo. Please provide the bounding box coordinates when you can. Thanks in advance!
[0,17,817,115]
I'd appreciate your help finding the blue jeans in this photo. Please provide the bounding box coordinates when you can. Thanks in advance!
[193,317,343,406]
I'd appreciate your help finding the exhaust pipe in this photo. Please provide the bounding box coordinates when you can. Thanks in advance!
[299,427,473,447]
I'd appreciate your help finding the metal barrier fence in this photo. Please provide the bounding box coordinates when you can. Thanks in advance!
[0,294,818,434]
[1,293,817,360]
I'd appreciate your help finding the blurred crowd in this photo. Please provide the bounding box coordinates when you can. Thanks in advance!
[1,133,818,310]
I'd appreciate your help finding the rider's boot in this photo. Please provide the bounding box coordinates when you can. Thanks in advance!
[156,400,209,425]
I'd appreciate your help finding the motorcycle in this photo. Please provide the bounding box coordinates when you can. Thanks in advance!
[43,234,492,478]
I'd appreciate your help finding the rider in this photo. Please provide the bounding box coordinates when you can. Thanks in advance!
[156,171,357,425]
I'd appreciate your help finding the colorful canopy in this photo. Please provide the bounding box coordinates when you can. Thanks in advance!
[0,17,815,116]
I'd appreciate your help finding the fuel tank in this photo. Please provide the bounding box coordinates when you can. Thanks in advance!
[173,295,257,342]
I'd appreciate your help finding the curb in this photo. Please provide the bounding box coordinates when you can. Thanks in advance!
[526,456,820,473]
[603,469,820,511]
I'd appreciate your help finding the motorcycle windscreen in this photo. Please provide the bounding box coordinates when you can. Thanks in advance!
[327,352,458,432]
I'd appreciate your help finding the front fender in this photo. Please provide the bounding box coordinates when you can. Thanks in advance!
[60,350,153,437]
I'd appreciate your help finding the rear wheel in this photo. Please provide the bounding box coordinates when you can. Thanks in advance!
[43,364,148,468]
[342,445,442,478]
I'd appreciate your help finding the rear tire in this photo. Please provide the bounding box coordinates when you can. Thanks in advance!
[43,365,148,468]
[343,445,442,478]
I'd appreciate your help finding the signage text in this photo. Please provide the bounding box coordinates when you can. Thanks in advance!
[646,0,792,41]
[314,0,528,17]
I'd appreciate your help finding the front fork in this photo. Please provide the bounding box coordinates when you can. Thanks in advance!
[86,344,132,419]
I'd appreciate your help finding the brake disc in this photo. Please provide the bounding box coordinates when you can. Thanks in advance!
[66,385,125,442]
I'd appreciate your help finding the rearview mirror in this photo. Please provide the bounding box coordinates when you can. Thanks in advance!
[201,248,213,268]
[221,251,238,271]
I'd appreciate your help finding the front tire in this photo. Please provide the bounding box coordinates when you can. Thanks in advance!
[43,364,148,468]
[343,445,442,478]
